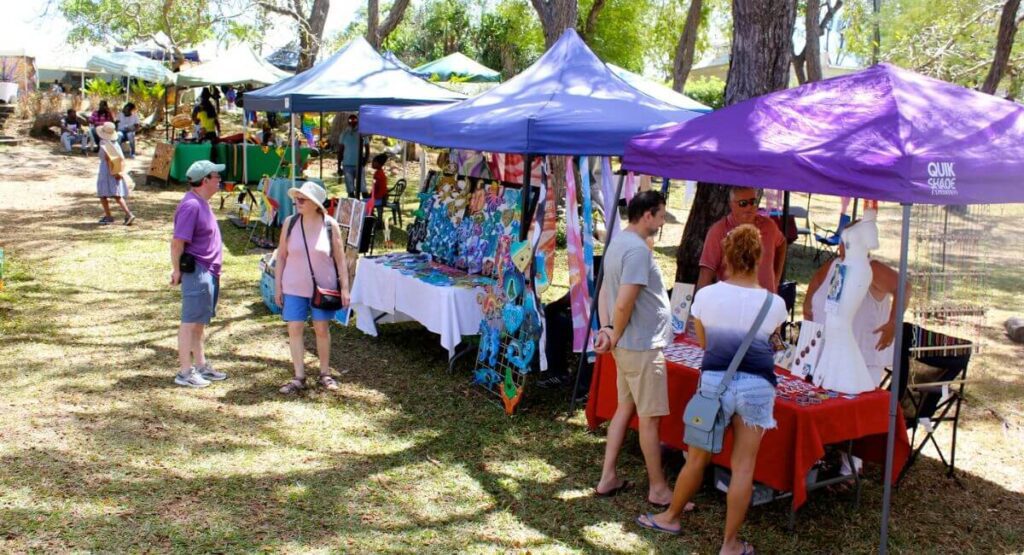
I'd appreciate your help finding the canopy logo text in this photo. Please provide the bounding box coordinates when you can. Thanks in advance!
[927,161,958,196]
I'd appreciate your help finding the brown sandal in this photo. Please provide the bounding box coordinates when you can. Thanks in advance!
[279,377,306,394]
[318,374,339,391]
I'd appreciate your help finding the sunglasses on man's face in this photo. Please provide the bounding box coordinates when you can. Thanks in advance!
[734,198,759,208]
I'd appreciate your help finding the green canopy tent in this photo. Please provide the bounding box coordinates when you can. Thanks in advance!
[412,52,501,83]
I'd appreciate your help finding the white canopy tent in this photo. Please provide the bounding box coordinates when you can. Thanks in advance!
[175,47,291,87]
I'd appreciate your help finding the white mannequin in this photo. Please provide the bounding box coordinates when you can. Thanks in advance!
[812,210,880,394]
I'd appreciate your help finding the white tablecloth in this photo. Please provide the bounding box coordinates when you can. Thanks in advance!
[350,257,486,358]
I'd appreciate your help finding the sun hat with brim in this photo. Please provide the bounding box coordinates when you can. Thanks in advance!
[288,181,328,214]
[96,121,118,141]
[185,160,226,184]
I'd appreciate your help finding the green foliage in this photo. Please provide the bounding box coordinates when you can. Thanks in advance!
[84,78,123,98]
[842,0,1024,91]
[578,0,657,73]
[475,0,545,78]
[647,0,723,81]
[683,75,725,109]
[59,0,251,64]
[130,81,166,115]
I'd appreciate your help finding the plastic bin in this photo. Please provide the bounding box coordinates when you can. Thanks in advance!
[260,271,281,314]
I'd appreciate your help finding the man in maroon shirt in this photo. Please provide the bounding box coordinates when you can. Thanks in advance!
[696,187,786,293]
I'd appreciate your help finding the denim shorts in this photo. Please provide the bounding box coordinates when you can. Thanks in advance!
[282,293,337,322]
[181,265,219,324]
[698,371,777,430]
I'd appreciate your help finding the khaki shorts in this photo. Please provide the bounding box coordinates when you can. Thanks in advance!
[613,347,669,417]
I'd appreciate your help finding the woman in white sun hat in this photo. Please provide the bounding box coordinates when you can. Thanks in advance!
[274,181,351,394]
[95,121,136,225]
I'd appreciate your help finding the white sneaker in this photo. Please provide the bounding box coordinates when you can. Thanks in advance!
[174,367,211,388]
[196,362,227,381]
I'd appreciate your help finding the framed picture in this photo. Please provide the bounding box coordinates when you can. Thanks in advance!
[348,200,366,248]
[336,198,354,228]
[669,282,696,335]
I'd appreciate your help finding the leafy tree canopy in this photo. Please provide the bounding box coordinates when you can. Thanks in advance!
[843,0,1024,95]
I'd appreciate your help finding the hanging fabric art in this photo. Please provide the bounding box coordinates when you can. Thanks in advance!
[600,157,620,237]
[624,171,638,204]
[566,159,594,353]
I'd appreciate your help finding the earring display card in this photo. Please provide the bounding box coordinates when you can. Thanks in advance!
[789,320,825,379]
[670,283,696,335]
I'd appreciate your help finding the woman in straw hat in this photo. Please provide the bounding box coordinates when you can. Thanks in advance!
[274,181,351,393]
[95,121,135,226]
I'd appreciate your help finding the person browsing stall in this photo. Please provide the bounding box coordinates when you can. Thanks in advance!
[637,224,787,555]
[697,187,786,293]
[170,161,228,388]
[337,114,369,198]
[274,182,352,394]
[592,190,674,508]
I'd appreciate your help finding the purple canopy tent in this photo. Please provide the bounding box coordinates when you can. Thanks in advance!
[623,63,1024,553]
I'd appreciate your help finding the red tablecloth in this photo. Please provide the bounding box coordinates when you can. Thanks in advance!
[585,347,910,509]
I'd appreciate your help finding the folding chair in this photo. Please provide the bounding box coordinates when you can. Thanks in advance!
[382,178,407,228]
[887,324,972,485]
[813,213,851,262]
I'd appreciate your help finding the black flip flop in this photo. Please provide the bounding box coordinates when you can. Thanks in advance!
[594,480,634,498]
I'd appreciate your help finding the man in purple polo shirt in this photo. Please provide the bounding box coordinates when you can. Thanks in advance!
[170,160,228,388]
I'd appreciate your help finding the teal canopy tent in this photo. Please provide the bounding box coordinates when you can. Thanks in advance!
[412,52,501,83]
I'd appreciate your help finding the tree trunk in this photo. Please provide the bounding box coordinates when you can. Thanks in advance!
[581,0,607,42]
[981,0,1022,94]
[804,0,822,82]
[530,0,579,47]
[367,0,412,49]
[672,0,704,92]
[296,0,329,72]
[367,0,380,47]
[674,0,797,284]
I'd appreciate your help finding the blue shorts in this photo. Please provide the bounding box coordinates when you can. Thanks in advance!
[698,371,777,430]
[181,265,219,324]
[282,294,337,322]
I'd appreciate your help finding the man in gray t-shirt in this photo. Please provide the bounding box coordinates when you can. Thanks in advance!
[593,190,675,507]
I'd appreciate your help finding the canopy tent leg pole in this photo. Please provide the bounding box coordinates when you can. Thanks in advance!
[879,202,912,555]
[290,113,296,189]
[242,119,248,185]
[520,154,532,241]
[569,171,627,414]
[852,198,860,220]
[356,132,365,199]
[781,191,792,284]
[403,142,408,181]
[319,112,324,181]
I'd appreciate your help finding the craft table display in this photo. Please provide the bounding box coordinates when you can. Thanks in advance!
[169,143,213,182]
[350,253,495,357]
[215,144,312,184]
[585,338,912,509]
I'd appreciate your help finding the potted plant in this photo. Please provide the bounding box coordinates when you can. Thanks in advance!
[0,58,19,104]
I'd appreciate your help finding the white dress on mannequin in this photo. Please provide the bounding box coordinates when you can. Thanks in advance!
[812,210,880,394]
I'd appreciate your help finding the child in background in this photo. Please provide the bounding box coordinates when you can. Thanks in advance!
[368,153,389,214]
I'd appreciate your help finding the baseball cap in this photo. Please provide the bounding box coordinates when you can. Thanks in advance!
[186,160,226,184]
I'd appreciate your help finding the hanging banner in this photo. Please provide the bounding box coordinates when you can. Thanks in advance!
[600,157,619,237]
[566,160,592,353]
[579,157,596,298]
[624,171,638,204]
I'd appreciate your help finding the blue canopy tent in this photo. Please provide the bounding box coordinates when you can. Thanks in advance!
[412,51,501,83]
[361,30,704,397]
[243,37,464,191]
[360,29,701,156]
[244,37,464,113]
[606,63,712,113]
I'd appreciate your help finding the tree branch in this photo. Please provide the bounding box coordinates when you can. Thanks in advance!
[582,0,606,41]
[377,0,412,44]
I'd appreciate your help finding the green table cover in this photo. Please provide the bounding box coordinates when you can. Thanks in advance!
[170,143,311,184]
[169,144,212,182]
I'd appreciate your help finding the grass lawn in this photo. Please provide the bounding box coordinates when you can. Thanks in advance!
[1,137,1023,553]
